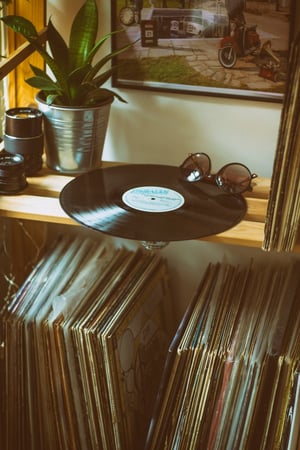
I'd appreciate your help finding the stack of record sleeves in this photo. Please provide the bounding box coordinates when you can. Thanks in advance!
[146,259,300,450]
[263,33,300,251]
[2,235,175,450]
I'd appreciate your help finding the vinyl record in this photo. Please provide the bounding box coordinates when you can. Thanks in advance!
[59,164,247,242]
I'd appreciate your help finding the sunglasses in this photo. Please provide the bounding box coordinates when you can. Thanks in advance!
[180,153,257,194]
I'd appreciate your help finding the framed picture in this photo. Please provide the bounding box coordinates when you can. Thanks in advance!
[111,0,296,102]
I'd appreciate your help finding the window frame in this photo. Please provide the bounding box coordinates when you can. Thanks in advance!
[4,0,46,107]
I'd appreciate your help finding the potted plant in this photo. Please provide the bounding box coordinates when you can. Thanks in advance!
[1,0,134,173]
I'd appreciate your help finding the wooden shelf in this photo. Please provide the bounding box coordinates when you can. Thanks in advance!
[0,164,288,249]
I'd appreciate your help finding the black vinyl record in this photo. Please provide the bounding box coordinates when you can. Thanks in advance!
[59,164,247,242]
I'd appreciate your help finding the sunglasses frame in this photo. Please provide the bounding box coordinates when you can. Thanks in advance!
[180,152,258,194]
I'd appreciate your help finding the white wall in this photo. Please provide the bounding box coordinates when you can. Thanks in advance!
[47,0,281,177]
[47,0,295,319]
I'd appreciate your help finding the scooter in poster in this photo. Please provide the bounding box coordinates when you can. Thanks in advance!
[218,19,261,68]
[218,18,280,80]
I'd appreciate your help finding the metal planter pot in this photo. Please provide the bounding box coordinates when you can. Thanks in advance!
[36,92,113,174]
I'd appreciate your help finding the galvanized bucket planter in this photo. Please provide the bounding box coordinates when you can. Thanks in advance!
[36,92,113,174]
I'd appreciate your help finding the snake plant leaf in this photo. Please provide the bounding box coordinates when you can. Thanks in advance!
[106,90,127,103]
[85,29,122,65]
[85,87,127,105]
[26,65,62,92]
[90,67,116,88]
[68,0,97,72]
[1,15,38,38]
[25,75,62,92]
[45,94,60,105]
[28,63,55,81]
[68,83,95,105]
[68,65,91,85]
[85,39,138,83]
[66,67,94,104]
[27,38,70,99]
[47,19,69,75]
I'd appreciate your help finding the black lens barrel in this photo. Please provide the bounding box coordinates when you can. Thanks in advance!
[0,150,27,194]
[4,107,44,175]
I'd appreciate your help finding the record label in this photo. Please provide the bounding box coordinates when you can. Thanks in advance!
[122,186,185,213]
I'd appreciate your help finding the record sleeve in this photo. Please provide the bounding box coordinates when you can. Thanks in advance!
[59,164,247,243]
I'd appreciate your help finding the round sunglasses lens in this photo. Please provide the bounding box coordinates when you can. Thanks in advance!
[180,153,210,182]
[217,164,251,194]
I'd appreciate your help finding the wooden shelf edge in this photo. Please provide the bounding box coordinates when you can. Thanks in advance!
[200,221,265,248]
[0,194,265,248]
[0,195,76,225]
[0,168,298,251]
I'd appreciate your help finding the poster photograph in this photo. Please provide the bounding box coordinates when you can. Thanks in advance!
[111,0,295,102]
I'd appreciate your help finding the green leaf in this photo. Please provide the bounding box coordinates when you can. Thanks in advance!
[85,88,114,104]
[1,15,38,38]
[45,94,61,105]
[69,84,93,105]
[28,64,61,91]
[29,63,52,79]
[27,41,70,97]
[66,66,93,104]
[69,0,98,71]
[90,67,115,88]
[68,65,91,85]
[25,75,61,92]
[85,39,139,83]
[85,29,123,65]
[47,19,69,75]
[110,91,127,103]
[85,87,126,105]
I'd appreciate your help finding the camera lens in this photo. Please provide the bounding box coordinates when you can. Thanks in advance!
[4,107,44,175]
[0,150,27,194]
[5,107,43,137]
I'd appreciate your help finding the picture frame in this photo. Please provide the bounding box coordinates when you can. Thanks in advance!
[111,0,295,103]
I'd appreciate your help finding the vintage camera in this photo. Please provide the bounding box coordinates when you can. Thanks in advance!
[4,107,44,175]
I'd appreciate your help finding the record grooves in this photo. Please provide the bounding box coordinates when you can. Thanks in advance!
[59,164,247,242]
